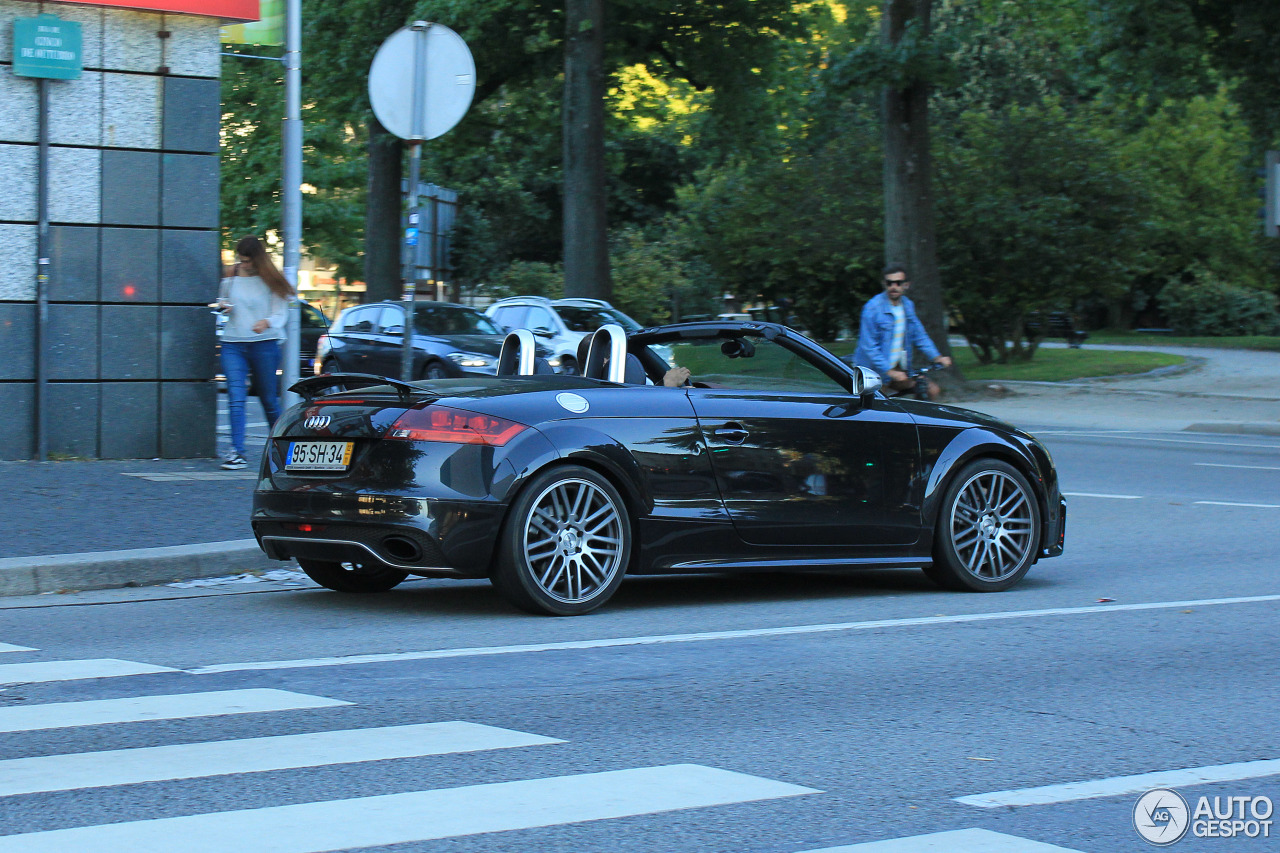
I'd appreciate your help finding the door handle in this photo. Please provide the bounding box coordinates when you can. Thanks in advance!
[714,422,749,444]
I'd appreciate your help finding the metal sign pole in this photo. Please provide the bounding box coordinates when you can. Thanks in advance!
[400,21,430,382]
[35,78,50,462]
[280,0,303,407]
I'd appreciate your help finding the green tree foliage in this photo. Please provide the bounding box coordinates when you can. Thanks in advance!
[937,101,1143,362]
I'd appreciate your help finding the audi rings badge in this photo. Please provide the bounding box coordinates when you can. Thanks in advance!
[303,415,332,430]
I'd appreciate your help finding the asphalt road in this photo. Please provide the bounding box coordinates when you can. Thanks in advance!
[1,429,1277,852]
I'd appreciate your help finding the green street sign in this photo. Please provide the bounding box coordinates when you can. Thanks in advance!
[12,14,83,80]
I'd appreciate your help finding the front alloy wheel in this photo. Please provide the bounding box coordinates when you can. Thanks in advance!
[927,458,1040,592]
[493,465,630,615]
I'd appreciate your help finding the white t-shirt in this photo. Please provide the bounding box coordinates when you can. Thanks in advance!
[889,302,906,370]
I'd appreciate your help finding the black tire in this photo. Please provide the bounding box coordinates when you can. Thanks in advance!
[297,558,408,593]
[422,360,450,380]
[491,465,631,615]
[927,458,1041,592]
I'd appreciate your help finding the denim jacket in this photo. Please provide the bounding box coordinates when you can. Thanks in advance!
[852,292,940,380]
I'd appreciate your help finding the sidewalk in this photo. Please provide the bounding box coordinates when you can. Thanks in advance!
[3,344,1278,597]
[951,343,1280,435]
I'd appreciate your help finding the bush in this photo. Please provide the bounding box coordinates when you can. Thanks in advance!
[1158,269,1280,336]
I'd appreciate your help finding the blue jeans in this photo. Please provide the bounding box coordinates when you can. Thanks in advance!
[221,339,282,457]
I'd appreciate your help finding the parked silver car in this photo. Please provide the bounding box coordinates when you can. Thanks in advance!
[485,296,664,374]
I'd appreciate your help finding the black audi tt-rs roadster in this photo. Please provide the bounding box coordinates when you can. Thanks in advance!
[251,321,1065,615]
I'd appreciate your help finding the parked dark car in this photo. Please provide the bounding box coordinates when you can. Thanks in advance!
[253,321,1065,615]
[315,301,530,379]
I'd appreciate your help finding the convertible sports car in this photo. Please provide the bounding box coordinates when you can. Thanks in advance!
[251,321,1065,615]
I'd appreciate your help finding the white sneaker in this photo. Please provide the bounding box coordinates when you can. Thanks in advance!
[221,454,248,470]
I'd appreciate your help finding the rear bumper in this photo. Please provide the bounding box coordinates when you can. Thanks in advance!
[251,490,506,577]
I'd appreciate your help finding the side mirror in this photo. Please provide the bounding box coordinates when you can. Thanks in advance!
[531,326,555,338]
[856,366,882,397]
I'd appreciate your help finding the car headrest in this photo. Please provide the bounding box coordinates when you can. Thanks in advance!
[623,353,647,385]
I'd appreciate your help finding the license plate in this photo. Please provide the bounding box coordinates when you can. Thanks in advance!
[285,441,353,471]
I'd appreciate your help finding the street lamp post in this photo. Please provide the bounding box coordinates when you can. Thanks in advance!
[280,0,303,408]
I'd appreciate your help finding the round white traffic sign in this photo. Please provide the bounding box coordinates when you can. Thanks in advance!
[368,22,475,141]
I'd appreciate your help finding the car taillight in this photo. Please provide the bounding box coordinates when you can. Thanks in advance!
[387,405,527,446]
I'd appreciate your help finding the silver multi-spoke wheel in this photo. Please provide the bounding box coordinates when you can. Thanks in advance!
[930,459,1041,592]
[948,469,1035,581]
[494,466,632,615]
[523,478,624,603]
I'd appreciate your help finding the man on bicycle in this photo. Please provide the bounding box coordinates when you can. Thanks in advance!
[853,264,952,399]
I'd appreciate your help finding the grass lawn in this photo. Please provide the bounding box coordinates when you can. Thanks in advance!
[818,340,1183,382]
[948,347,1184,381]
[1084,330,1280,352]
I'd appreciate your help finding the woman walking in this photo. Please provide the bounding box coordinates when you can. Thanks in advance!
[215,236,292,470]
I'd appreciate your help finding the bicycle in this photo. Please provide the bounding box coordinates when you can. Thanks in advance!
[887,362,948,400]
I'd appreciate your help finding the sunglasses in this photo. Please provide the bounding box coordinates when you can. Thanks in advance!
[883,278,909,286]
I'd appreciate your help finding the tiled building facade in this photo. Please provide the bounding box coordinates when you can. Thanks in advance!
[0,0,225,459]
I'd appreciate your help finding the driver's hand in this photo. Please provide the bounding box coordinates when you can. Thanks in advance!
[934,356,952,368]
[663,366,691,387]
[888,369,909,382]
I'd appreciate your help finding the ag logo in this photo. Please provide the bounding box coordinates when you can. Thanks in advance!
[1134,788,1190,846]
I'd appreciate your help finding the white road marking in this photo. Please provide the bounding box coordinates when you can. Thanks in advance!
[187,594,1280,675]
[121,472,256,482]
[0,643,36,654]
[1035,432,1280,450]
[1062,492,1143,499]
[798,828,1083,852]
[1194,500,1280,509]
[0,689,350,734]
[1194,462,1280,471]
[0,659,176,685]
[956,757,1280,808]
[0,722,562,797]
[0,764,818,852]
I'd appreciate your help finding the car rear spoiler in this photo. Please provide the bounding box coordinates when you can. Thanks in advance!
[289,373,421,402]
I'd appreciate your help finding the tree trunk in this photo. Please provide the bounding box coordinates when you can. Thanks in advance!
[562,0,611,300]
[881,0,949,358]
[364,116,403,304]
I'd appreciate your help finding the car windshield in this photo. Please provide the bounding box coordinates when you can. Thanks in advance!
[663,335,847,394]
[414,305,502,335]
[556,305,642,334]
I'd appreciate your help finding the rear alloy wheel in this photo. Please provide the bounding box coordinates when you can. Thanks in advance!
[492,465,631,615]
[297,558,408,593]
[927,458,1040,592]
[422,361,450,380]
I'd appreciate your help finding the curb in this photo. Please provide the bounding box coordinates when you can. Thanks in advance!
[1184,422,1280,437]
[0,540,281,597]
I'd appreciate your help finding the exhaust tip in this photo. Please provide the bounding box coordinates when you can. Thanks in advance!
[382,535,424,563]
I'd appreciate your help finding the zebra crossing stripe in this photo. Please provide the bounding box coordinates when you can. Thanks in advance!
[955,757,1280,808]
[0,689,350,734]
[0,644,36,654]
[0,659,176,685]
[0,722,562,797]
[0,764,818,852]
[796,828,1084,852]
